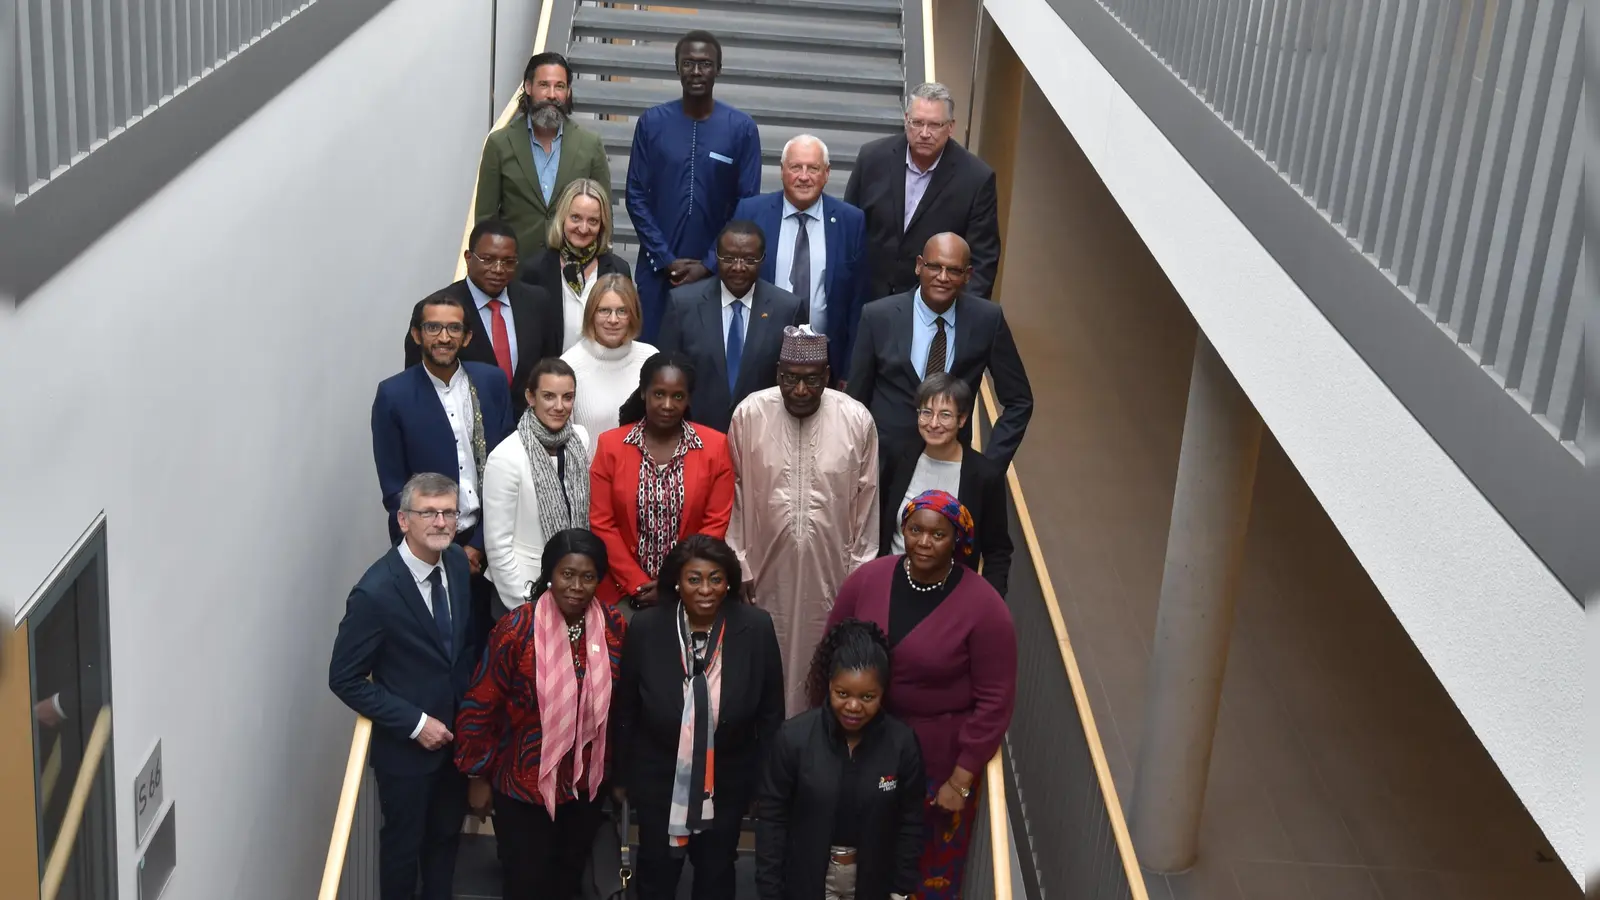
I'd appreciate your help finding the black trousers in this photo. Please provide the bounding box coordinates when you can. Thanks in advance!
[634,802,742,900]
[374,764,468,900]
[453,524,500,654]
[493,790,607,900]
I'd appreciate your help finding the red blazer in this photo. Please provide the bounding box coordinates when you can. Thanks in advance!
[589,423,736,605]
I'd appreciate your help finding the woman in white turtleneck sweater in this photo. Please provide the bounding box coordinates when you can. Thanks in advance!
[560,273,657,458]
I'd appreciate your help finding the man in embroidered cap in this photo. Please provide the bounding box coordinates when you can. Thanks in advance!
[727,325,880,713]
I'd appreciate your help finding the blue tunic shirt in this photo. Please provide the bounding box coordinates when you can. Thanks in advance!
[625,99,762,341]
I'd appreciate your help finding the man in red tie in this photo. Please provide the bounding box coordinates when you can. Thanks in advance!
[403,219,563,415]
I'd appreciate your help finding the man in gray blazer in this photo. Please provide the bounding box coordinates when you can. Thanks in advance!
[657,220,804,433]
[846,232,1033,468]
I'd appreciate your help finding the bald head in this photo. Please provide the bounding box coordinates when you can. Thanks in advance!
[921,232,970,265]
[916,232,973,312]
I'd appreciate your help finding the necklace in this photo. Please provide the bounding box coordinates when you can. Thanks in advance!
[567,620,584,642]
[904,557,952,593]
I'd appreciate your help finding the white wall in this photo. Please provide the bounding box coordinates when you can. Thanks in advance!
[0,0,496,895]
[982,0,1584,880]
[494,0,545,117]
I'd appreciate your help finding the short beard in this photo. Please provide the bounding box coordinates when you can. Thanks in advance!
[530,99,568,131]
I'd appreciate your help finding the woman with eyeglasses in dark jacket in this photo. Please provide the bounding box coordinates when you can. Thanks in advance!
[755,618,925,900]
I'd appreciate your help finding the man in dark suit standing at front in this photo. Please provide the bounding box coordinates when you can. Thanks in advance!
[377,293,515,645]
[844,82,1001,301]
[331,472,477,900]
[403,218,562,416]
[658,220,804,433]
[847,232,1032,467]
[705,134,869,381]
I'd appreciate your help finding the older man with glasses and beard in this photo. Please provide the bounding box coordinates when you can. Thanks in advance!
[474,51,612,266]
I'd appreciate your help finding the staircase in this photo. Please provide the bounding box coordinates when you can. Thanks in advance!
[557,0,912,254]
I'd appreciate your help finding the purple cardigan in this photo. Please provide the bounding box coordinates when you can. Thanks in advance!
[827,556,1017,784]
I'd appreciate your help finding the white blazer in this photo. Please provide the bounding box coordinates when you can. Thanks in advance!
[482,424,591,608]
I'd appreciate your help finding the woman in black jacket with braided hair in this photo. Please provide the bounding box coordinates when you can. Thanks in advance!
[754,619,926,900]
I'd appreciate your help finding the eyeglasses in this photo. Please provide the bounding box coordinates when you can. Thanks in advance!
[419,322,466,336]
[717,255,764,270]
[594,308,630,320]
[917,408,959,424]
[778,373,827,389]
[919,262,970,279]
[906,117,951,134]
[679,59,716,73]
[406,508,460,522]
[469,252,519,272]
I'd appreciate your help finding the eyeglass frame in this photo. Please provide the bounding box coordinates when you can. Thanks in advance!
[777,372,828,389]
[467,251,519,272]
[918,260,972,280]
[717,254,765,270]
[405,508,461,522]
[418,321,467,336]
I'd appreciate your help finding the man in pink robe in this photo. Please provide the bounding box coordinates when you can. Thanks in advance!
[727,326,880,714]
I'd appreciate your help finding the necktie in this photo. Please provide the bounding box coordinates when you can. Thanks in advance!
[428,568,453,652]
[487,300,514,386]
[789,212,811,325]
[926,315,948,376]
[726,300,745,393]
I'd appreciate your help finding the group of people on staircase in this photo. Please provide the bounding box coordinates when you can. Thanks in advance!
[331,31,1034,900]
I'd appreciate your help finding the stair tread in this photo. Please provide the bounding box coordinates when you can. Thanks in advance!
[568,41,903,90]
[573,7,902,51]
[644,0,903,14]
[578,78,904,130]
[582,116,883,167]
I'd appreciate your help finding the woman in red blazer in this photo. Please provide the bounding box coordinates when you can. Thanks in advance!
[589,351,735,609]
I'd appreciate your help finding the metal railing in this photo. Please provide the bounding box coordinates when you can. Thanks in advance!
[16,0,317,199]
[1097,0,1586,455]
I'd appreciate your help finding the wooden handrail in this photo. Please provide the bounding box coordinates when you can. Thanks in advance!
[980,380,1150,899]
[40,705,112,900]
[316,716,373,900]
[984,750,1013,900]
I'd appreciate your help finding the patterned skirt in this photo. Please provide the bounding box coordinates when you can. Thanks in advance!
[919,777,984,900]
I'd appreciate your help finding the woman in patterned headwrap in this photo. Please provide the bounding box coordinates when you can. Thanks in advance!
[825,490,1017,900]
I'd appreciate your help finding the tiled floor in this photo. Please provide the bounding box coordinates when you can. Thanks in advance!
[995,197,1578,899]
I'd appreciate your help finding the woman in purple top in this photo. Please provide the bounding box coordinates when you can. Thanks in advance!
[826,489,1017,900]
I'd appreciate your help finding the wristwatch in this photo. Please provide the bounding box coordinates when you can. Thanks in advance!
[951,782,972,799]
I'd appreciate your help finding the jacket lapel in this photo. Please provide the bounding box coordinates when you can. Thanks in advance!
[549,123,585,211]
[889,137,908,238]
[411,365,458,458]
[699,288,730,392]
[738,284,783,394]
[904,143,960,237]
[446,548,471,662]
[947,294,980,376]
[508,284,543,382]
[719,607,751,715]
[457,281,496,367]
[758,195,781,285]
[509,115,544,214]
[386,549,450,662]
[821,197,846,331]
[893,293,922,385]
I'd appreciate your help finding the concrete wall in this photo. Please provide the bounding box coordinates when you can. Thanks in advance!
[975,0,1583,880]
[0,0,513,894]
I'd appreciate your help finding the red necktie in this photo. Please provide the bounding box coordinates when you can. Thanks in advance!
[487,300,513,386]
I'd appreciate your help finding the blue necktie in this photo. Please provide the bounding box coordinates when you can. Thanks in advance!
[428,568,452,652]
[726,299,745,392]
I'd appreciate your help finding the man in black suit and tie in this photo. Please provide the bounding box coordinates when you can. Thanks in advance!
[403,218,562,415]
[657,220,804,433]
[844,82,1002,301]
[847,232,1033,467]
[329,473,478,900]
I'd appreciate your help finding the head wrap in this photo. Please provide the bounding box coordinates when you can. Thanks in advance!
[779,324,829,365]
[899,489,975,561]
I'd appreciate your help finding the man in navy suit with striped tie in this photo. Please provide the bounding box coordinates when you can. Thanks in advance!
[330,472,478,900]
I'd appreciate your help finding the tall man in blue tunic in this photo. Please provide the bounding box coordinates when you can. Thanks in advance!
[625,30,763,342]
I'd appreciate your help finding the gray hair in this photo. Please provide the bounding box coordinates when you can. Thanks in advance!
[915,372,973,419]
[905,82,956,120]
[781,134,831,168]
[399,473,458,511]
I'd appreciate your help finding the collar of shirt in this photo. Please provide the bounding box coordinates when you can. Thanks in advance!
[913,287,957,329]
[905,147,944,177]
[465,278,510,312]
[720,280,755,307]
[424,362,469,391]
[781,196,824,222]
[397,538,445,588]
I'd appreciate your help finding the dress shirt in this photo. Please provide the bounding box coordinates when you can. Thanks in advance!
[775,197,828,330]
[466,278,518,373]
[528,120,564,205]
[909,288,957,379]
[397,537,452,739]
[561,273,598,351]
[720,281,755,354]
[425,364,483,531]
[903,148,943,231]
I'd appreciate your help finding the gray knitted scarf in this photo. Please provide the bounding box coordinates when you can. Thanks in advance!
[517,408,591,539]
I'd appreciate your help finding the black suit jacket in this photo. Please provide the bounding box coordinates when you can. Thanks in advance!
[516,248,633,299]
[879,446,1013,596]
[328,544,478,776]
[402,278,562,416]
[611,601,786,824]
[656,278,804,433]
[843,135,1001,300]
[846,290,1032,468]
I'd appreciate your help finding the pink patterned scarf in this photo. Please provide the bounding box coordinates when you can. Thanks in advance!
[533,591,611,818]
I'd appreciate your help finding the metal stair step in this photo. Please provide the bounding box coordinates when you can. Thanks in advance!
[567,41,903,94]
[572,7,902,57]
[581,116,884,170]
[620,0,904,22]
[577,78,904,132]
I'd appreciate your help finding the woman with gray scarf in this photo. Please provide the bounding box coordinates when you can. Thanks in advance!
[483,357,595,611]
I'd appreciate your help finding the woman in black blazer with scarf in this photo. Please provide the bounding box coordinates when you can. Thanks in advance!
[878,373,1013,596]
[517,177,633,351]
[611,534,785,900]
